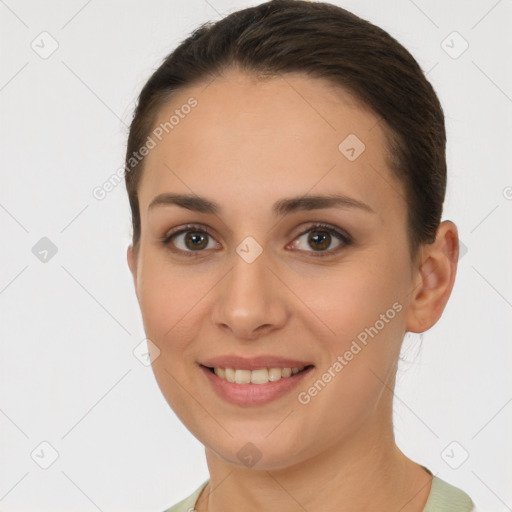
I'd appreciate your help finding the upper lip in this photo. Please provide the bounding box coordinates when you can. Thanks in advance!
[200,355,314,371]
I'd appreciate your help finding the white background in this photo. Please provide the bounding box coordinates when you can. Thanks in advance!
[1,0,511,511]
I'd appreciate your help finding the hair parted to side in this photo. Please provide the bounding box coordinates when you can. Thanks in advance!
[125,0,446,261]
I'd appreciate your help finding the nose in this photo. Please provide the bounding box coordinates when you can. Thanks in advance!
[211,252,289,341]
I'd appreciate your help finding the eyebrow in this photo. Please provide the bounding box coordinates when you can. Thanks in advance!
[148,192,375,216]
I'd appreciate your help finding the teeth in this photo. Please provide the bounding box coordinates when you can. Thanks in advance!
[224,368,235,383]
[281,367,292,378]
[235,369,251,384]
[213,366,305,385]
[268,368,282,382]
[251,368,270,384]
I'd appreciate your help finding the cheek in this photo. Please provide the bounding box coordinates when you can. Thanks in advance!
[295,275,405,436]
[298,260,407,396]
[136,257,201,353]
[299,261,404,337]
[137,260,207,422]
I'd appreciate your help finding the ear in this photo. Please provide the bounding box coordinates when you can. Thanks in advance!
[127,244,138,292]
[405,221,459,333]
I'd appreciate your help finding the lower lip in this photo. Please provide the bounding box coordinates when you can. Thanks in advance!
[200,365,314,406]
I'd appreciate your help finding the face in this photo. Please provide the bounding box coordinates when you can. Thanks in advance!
[127,70,422,470]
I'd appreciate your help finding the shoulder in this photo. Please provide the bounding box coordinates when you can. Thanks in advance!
[162,480,209,512]
[423,474,477,512]
[161,480,208,512]
[163,475,479,512]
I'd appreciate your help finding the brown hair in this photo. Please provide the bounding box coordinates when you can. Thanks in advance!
[125,0,446,260]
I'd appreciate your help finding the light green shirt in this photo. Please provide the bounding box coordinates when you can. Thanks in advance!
[163,469,477,512]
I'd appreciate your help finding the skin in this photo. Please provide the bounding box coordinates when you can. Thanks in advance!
[127,69,459,512]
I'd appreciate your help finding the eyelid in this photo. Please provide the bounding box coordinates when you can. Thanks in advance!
[161,223,219,256]
[293,222,352,243]
[161,221,352,257]
[290,222,352,257]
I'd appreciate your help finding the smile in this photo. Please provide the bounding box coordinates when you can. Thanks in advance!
[208,366,309,385]
[200,364,314,406]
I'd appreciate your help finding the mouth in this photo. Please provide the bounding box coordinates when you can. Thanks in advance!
[199,363,315,406]
[202,364,314,385]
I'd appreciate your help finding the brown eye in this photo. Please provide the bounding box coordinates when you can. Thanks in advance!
[162,222,351,258]
[162,225,220,256]
[291,223,351,257]
[307,230,332,251]
[183,231,209,251]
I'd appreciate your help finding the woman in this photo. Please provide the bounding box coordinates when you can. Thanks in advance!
[124,1,477,510]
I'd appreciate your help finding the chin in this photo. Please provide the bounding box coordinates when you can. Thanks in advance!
[202,430,315,472]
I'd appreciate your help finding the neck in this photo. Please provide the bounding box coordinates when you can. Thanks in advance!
[196,414,432,512]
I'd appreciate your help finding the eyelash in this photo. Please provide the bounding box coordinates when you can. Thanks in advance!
[160,222,352,258]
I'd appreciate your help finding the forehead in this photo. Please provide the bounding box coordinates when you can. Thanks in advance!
[138,70,405,221]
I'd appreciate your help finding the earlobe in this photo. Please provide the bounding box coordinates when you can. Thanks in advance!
[405,221,459,333]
